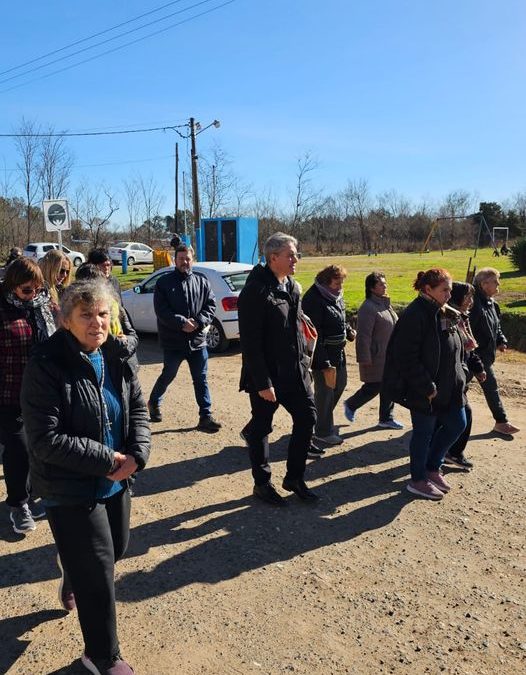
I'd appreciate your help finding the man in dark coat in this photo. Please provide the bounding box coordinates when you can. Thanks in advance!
[238,232,318,506]
[148,244,221,431]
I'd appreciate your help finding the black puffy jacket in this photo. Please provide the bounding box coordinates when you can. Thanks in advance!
[383,295,465,414]
[301,284,346,369]
[238,264,311,394]
[154,268,216,351]
[470,287,507,364]
[21,329,150,502]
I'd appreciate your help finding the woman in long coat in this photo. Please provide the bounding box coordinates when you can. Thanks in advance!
[343,271,403,429]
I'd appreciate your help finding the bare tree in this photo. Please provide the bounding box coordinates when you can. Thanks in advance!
[13,118,42,244]
[199,143,236,218]
[231,177,253,217]
[122,177,142,239]
[340,178,372,252]
[138,175,164,244]
[290,151,322,236]
[438,189,476,247]
[38,128,74,200]
[71,182,119,248]
[251,187,282,246]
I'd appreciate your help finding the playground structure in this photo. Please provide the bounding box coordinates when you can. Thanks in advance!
[421,213,499,282]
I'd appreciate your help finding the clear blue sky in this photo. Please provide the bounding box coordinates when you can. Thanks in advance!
[1,0,525,225]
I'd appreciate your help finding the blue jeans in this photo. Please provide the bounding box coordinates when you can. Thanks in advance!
[409,406,467,482]
[149,347,212,418]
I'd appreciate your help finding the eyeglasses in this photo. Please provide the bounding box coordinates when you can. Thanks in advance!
[58,268,70,276]
[18,286,43,296]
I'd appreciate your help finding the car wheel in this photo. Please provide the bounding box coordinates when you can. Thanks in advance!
[73,257,83,267]
[126,256,135,266]
[206,319,229,353]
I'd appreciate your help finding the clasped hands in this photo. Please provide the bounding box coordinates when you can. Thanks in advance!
[107,452,138,481]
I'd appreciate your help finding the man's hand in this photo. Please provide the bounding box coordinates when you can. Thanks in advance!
[182,318,198,333]
[258,387,277,402]
[497,343,507,353]
[476,371,487,383]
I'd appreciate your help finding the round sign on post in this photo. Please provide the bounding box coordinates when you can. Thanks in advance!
[43,199,71,232]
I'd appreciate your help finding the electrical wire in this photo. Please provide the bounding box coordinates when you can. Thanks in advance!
[0,0,220,87]
[0,124,187,138]
[0,0,235,94]
[0,0,194,77]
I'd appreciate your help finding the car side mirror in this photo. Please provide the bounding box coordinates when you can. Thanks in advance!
[133,285,142,294]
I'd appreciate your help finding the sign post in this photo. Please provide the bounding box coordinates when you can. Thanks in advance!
[43,199,71,250]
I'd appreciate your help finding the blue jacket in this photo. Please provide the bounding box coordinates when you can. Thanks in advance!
[154,268,216,351]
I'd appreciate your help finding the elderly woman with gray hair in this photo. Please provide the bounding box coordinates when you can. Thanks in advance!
[21,280,150,675]
[470,267,519,436]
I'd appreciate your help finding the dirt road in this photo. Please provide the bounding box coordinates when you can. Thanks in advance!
[1,338,525,674]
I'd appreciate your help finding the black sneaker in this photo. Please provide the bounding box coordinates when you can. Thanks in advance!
[307,442,326,459]
[444,453,473,471]
[9,504,36,534]
[197,416,222,432]
[28,498,46,520]
[253,482,288,507]
[147,401,162,423]
[282,477,319,502]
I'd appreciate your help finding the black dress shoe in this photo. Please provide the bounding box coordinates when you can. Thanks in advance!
[253,482,288,507]
[197,416,222,432]
[148,401,162,423]
[282,478,319,502]
[444,453,473,470]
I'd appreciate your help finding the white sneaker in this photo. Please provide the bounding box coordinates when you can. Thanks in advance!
[313,434,343,446]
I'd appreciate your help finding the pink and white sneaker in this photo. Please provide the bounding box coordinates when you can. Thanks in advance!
[427,471,451,493]
[406,480,444,500]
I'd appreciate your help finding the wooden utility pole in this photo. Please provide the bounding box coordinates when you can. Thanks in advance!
[190,117,200,242]
[174,142,179,232]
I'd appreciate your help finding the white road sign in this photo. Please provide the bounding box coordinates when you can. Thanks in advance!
[43,199,71,232]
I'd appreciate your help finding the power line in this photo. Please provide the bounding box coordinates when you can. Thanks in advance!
[0,0,220,87]
[0,0,193,77]
[0,0,235,94]
[0,124,187,138]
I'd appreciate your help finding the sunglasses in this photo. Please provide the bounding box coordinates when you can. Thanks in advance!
[19,286,43,296]
[58,268,70,275]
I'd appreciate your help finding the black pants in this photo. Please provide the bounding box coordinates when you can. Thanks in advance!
[0,405,30,507]
[46,488,131,660]
[243,389,316,486]
[345,382,394,423]
[447,401,473,458]
[477,357,507,423]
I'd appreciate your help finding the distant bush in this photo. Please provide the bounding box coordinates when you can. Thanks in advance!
[510,237,526,273]
[500,312,526,352]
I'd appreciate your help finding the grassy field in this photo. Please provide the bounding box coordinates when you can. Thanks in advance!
[111,248,526,314]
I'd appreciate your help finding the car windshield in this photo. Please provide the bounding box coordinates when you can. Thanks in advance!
[222,271,251,292]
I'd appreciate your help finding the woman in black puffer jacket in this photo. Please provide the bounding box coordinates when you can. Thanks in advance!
[21,280,150,675]
[383,268,467,501]
[302,264,351,448]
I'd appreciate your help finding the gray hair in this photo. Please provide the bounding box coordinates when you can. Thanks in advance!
[60,280,117,321]
[474,267,500,287]
[263,232,298,260]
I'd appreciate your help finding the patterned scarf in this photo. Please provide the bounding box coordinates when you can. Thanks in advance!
[315,281,343,304]
[5,288,57,343]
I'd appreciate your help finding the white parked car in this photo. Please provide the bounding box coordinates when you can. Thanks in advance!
[122,261,254,352]
[109,241,154,266]
[23,242,85,266]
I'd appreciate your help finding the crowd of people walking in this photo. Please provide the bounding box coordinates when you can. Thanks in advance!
[0,233,521,674]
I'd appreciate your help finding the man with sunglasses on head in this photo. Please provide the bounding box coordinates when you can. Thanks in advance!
[0,258,56,533]
[238,232,319,506]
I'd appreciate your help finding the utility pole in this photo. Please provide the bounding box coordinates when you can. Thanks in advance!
[174,142,179,232]
[190,117,200,243]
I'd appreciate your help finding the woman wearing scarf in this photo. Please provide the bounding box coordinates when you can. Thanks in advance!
[343,271,404,429]
[0,257,56,533]
[383,268,467,501]
[302,265,350,449]
[443,282,486,470]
